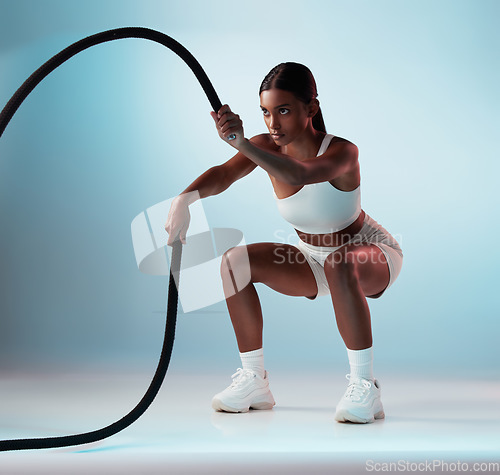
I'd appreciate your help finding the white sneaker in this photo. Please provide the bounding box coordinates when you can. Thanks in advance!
[334,373,385,423]
[211,368,276,413]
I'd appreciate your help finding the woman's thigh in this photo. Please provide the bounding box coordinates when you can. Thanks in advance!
[325,243,390,297]
[222,242,319,299]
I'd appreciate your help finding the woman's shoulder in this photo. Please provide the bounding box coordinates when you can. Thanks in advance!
[327,134,359,157]
[329,134,357,148]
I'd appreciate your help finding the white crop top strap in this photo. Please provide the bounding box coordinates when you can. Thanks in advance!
[317,133,335,156]
[273,134,361,234]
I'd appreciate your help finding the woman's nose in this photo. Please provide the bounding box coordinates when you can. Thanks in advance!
[269,115,280,129]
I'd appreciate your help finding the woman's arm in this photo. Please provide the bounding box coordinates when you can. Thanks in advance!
[237,137,302,185]
[165,150,257,245]
[176,166,226,206]
[211,107,297,183]
[238,138,358,186]
[212,105,358,186]
[177,151,257,205]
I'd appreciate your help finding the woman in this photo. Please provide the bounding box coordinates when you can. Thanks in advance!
[165,62,403,423]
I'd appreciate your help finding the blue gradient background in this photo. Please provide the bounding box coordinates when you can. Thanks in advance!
[0,0,498,378]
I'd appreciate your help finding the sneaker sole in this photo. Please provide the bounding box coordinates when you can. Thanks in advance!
[212,399,250,413]
[212,395,276,413]
[334,409,385,424]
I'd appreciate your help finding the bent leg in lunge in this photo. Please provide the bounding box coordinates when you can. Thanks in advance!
[324,243,389,423]
[211,242,318,413]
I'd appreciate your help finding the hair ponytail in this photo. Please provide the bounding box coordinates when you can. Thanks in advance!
[259,62,326,133]
[312,106,326,133]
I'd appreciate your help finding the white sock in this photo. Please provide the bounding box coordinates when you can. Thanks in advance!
[346,347,374,381]
[239,348,265,378]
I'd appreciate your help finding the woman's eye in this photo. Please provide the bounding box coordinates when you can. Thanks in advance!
[279,108,289,115]
[262,110,270,116]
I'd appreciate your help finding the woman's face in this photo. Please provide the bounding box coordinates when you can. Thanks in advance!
[260,88,313,145]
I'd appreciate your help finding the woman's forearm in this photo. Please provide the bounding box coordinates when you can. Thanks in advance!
[211,105,304,184]
[177,166,228,205]
[238,139,303,185]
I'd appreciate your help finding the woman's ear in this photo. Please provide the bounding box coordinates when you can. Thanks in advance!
[308,98,320,117]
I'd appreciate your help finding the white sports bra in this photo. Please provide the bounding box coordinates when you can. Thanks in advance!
[273,134,361,234]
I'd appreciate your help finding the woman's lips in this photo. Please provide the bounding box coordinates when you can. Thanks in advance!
[271,133,284,139]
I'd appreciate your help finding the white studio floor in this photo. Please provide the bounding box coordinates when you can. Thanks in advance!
[1,369,499,475]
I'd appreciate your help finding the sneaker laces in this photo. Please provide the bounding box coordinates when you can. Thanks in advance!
[344,373,372,402]
[229,368,256,388]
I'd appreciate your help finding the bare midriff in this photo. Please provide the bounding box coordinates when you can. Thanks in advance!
[295,209,366,248]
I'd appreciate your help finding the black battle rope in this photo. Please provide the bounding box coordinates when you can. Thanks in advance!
[0,27,224,451]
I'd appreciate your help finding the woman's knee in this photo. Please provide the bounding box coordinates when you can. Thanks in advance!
[220,245,252,291]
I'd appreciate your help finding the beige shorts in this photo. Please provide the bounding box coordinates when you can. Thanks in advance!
[292,212,403,299]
